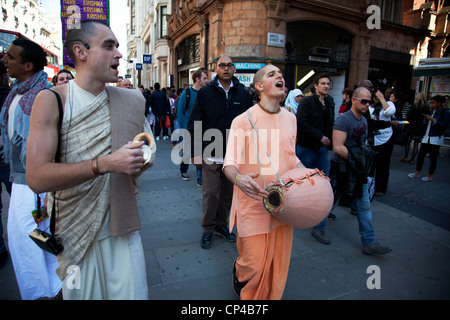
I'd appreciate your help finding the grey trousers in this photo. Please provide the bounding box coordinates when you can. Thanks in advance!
[201,161,233,232]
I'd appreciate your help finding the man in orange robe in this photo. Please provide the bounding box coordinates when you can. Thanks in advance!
[223,64,304,300]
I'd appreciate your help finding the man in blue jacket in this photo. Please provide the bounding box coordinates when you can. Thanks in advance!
[187,55,253,249]
[176,69,208,184]
[409,95,450,182]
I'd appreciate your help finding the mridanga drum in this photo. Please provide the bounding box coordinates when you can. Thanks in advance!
[133,132,154,164]
[263,167,334,229]
[245,110,334,229]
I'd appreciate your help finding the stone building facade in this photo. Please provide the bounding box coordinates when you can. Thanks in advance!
[127,0,171,88]
[1,0,62,77]
[166,0,449,109]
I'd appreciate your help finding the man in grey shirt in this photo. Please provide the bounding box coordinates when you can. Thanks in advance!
[332,87,391,255]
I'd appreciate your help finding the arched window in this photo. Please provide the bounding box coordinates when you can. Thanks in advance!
[286,21,352,69]
[176,34,200,67]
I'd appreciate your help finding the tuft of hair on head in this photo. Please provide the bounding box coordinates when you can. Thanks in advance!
[64,20,111,65]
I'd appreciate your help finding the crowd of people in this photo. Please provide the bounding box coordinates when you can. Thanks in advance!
[0,19,450,301]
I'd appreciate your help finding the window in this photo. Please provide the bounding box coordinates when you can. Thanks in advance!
[286,21,352,69]
[176,34,200,66]
[381,0,394,22]
[159,5,168,38]
[377,0,401,24]
[2,8,7,22]
[130,0,135,35]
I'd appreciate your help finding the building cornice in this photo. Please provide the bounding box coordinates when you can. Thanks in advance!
[167,0,216,40]
[287,0,430,36]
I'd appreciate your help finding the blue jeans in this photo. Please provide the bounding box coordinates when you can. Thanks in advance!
[178,136,202,182]
[296,145,330,231]
[352,181,376,247]
[181,163,202,180]
[296,145,330,176]
[0,162,12,253]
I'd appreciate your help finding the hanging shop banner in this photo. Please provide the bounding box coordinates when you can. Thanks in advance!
[60,0,110,68]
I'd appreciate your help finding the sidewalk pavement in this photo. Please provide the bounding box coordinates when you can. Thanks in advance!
[1,141,449,300]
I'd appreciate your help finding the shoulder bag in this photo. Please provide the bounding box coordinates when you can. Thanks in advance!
[29,89,64,255]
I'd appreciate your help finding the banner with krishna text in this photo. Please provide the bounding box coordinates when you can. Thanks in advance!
[60,0,110,69]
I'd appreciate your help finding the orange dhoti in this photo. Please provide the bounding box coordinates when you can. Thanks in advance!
[224,106,299,300]
[235,224,293,300]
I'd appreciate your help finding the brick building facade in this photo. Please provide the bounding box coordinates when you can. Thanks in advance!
[167,0,449,109]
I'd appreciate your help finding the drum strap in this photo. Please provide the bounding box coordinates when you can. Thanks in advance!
[246,110,285,189]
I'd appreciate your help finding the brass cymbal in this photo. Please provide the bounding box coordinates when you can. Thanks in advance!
[133,132,154,149]
[133,132,154,164]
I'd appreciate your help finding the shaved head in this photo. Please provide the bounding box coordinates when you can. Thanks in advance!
[353,86,371,99]
[253,64,272,87]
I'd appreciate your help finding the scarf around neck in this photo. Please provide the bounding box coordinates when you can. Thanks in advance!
[0,70,51,164]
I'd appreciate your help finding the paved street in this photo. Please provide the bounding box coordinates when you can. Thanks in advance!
[1,138,449,300]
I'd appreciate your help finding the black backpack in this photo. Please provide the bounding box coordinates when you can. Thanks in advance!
[181,87,191,116]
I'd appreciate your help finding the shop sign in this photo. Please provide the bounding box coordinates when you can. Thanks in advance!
[235,73,254,87]
[212,72,254,87]
[235,63,265,70]
[430,76,450,93]
[143,54,152,64]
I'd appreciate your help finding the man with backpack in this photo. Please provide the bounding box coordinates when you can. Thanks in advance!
[176,69,208,184]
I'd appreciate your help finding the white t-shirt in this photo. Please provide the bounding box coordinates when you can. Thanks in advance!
[369,101,396,146]
[8,94,22,138]
[67,80,102,117]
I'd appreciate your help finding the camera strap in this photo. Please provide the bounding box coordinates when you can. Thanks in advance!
[34,89,63,236]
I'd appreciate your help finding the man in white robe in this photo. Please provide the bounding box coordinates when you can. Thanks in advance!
[26,20,155,300]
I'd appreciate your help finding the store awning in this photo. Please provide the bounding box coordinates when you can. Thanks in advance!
[413,63,450,77]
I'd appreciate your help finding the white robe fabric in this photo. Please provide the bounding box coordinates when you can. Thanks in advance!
[59,81,149,300]
[7,183,62,300]
[61,225,149,300]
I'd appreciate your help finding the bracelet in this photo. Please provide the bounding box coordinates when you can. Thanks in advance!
[235,174,242,186]
[91,158,103,176]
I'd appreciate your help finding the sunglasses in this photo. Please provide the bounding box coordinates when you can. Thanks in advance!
[354,97,372,105]
[218,63,234,69]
